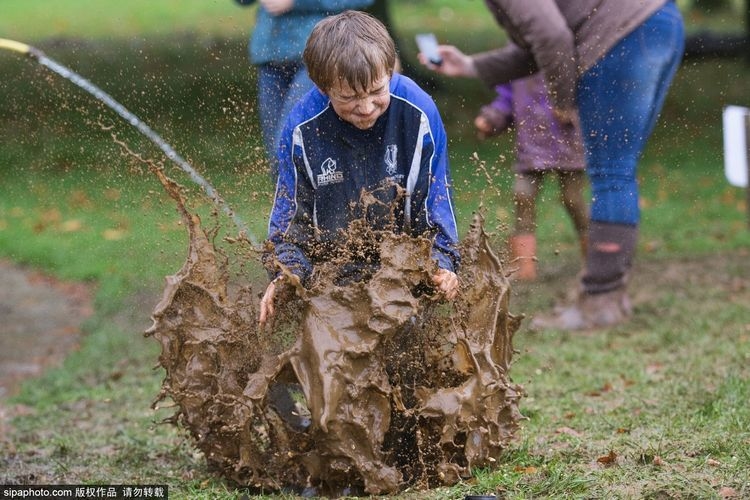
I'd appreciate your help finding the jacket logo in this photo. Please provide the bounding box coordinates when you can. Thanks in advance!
[317,157,344,186]
[385,144,398,176]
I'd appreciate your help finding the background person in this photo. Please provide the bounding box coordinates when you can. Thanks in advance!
[259,10,460,325]
[475,74,588,281]
[233,0,373,173]
[422,0,685,330]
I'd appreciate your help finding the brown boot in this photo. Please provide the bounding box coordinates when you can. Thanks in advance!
[509,233,537,281]
[531,222,637,331]
[529,288,632,331]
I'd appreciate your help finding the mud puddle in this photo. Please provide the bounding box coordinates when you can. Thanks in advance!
[145,168,524,496]
[0,260,93,400]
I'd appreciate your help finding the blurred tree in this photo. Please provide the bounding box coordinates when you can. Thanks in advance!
[683,0,749,60]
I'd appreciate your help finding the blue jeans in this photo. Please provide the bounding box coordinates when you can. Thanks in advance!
[577,1,684,225]
[257,61,314,165]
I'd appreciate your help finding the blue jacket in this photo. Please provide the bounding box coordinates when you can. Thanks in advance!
[235,0,374,65]
[266,73,460,284]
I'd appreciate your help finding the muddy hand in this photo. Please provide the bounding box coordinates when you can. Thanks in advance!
[431,269,459,300]
[419,45,477,78]
[259,278,280,327]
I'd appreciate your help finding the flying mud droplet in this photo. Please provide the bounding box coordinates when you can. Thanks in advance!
[145,172,525,495]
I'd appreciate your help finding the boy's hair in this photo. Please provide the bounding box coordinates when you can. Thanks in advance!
[303,10,397,94]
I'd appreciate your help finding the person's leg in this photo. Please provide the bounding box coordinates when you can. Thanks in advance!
[275,63,314,155]
[510,171,542,280]
[257,63,287,162]
[580,2,684,227]
[532,3,684,330]
[557,170,589,257]
[257,62,314,175]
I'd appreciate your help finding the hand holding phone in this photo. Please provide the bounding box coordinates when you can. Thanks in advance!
[415,33,443,66]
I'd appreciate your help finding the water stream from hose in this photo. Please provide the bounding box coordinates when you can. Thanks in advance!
[0,37,257,246]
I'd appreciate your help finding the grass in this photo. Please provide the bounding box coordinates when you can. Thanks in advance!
[1,1,749,498]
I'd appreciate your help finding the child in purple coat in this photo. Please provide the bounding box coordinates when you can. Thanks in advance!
[475,73,588,280]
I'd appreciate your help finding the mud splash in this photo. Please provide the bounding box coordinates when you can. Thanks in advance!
[145,175,525,495]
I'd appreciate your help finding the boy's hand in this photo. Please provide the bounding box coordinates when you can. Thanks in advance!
[258,278,279,327]
[259,273,301,327]
[260,0,293,16]
[431,269,459,300]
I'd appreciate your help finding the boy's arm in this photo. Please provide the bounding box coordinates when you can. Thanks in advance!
[266,129,315,285]
[423,114,460,273]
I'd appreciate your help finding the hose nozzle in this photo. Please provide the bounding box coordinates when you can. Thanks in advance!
[0,38,44,60]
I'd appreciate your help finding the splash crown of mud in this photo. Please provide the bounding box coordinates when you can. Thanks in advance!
[146,176,524,496]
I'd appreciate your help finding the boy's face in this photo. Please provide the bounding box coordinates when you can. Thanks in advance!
[326,75,391,130]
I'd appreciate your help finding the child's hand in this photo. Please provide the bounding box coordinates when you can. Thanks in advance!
[474,106,510,140]
[431,269,459,300]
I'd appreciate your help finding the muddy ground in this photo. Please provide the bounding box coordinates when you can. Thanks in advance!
[0,259,93,440]
[0,259,93,400]
[0,248,748,489]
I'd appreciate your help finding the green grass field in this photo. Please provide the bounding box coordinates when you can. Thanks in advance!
[1,1,749,498]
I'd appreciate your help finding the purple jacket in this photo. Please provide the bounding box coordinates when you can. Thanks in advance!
[487,73,584,173]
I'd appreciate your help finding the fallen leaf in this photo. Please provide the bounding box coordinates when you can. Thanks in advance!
[707,458,721,467]
[102,228,127,241]
[555,427,582,437]
[719,486,738,498]
[61,219,83,232]
[646,363,663,375]
[104,188,122,201]
[597,450,617,465]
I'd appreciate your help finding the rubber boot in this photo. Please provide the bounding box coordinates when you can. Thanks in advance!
[509,233,537,281]
[530,222,637,331]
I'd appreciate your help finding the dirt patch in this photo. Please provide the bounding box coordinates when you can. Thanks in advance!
[0,259,93,400]
[0,259,94,444]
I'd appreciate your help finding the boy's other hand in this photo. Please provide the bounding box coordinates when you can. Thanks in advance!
[258,278,279,327]
[431,269,459,300]
[259,273,301,327]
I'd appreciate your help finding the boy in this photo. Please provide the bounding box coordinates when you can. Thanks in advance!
[259,10,460,325]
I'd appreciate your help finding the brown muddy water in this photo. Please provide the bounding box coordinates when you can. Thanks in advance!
[145,170,525,496]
